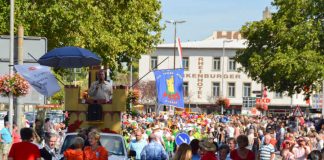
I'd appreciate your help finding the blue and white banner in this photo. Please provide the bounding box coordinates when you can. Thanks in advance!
[154,69,184,108]
[14,64,61,97]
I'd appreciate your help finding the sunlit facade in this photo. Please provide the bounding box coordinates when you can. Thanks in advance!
[139,32,313,115]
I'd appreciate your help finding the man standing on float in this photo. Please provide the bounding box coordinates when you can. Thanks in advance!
[88,69,113,102]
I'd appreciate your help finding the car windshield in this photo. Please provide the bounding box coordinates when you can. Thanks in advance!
[60,134,125,156]
[25,114,35,122]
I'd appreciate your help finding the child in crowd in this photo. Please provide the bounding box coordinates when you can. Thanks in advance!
[164,135,175,159]
[63,136,84,160]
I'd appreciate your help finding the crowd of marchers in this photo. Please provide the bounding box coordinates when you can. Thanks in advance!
[122,113,324,160]
[0,113,323,160]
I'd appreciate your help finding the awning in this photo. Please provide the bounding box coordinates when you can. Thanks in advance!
[35,104,62,109]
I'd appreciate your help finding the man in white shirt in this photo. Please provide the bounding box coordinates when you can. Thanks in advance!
[129,130,147,160]
[259,134,275,160]
[88,69,113,102]
[227,124,235,138]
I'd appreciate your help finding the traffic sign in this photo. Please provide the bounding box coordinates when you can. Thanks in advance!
[175,132,190,146]
[293,105,303,117]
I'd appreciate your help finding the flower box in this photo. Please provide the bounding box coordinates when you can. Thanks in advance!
[0,74,29,97]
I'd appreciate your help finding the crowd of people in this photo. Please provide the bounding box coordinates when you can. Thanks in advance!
[0,118,110,160]
[122,112,324,160]
[0,117,68,160]
[0,112,323,160]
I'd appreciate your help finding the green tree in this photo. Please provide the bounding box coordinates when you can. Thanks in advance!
[236,0,324,96]
[0,0,162,74]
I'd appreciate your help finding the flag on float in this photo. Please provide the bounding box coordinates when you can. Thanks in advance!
[14,64,61,97]
[154,68,184,108]
[177,37,183,68]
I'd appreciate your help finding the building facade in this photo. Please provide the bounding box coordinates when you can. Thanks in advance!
[138,32,318,115]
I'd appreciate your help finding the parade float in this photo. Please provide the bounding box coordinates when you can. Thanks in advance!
[38,46,127,134]
[64,66,127,134]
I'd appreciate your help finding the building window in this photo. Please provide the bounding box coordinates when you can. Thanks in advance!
[228,83,235,97]
[242,97,256,108]
[212,82,220,97]
[150,56,157,69]
[182,57,189,70]
[243,83,251,97]
[183,82,188,97]
[274,92,283,98]
[228,58,236,71]
[213,57,221,71]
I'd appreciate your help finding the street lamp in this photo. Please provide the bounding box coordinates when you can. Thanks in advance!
[166,20,186,69]
[221,39,233,114]
[129,58,133,110]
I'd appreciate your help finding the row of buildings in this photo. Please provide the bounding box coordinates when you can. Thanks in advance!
[138,31,323,116]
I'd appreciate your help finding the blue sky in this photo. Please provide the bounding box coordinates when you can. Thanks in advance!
[161,0,274,43]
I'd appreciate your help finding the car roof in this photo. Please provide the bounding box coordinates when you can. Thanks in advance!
[65,132,123,137]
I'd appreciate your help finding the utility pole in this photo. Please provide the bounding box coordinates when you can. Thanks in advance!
[8,0,15,132]
[16,25,24,129]
[221,39,233,114]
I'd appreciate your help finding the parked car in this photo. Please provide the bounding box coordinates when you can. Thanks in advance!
[24,112,36,127]
[59,132,128,160]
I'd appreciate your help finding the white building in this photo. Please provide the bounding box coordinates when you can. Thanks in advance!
[138,31,317,115]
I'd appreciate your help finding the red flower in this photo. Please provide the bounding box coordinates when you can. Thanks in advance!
[0,74,29,97]
[67,120,83,132]
[216,97,230,107]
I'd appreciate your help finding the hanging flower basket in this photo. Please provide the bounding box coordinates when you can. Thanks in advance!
[0,73,29,97]
[216,97,230,108]
[255,103,268,111]
[127,89,140,105]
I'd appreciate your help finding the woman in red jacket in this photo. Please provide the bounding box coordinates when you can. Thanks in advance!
[64,136,84,160]
[84,131,108,160]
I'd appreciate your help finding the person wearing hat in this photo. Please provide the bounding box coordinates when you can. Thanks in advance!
[199,140,217,160]
[292,136,311,160]
[153,125,164,146]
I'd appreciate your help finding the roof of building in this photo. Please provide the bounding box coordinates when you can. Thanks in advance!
[157,39,247,49]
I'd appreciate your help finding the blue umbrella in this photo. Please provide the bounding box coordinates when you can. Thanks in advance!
[38,46,102,68]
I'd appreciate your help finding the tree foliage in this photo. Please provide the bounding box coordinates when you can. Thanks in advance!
[0,0,163,75]
[236,0,324,96]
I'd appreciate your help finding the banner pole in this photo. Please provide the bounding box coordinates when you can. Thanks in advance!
[131,57,169,88]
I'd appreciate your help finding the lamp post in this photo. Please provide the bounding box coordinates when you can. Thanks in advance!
[129,58,133,110]
[166,20,186,69]
[221,39,233,115]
